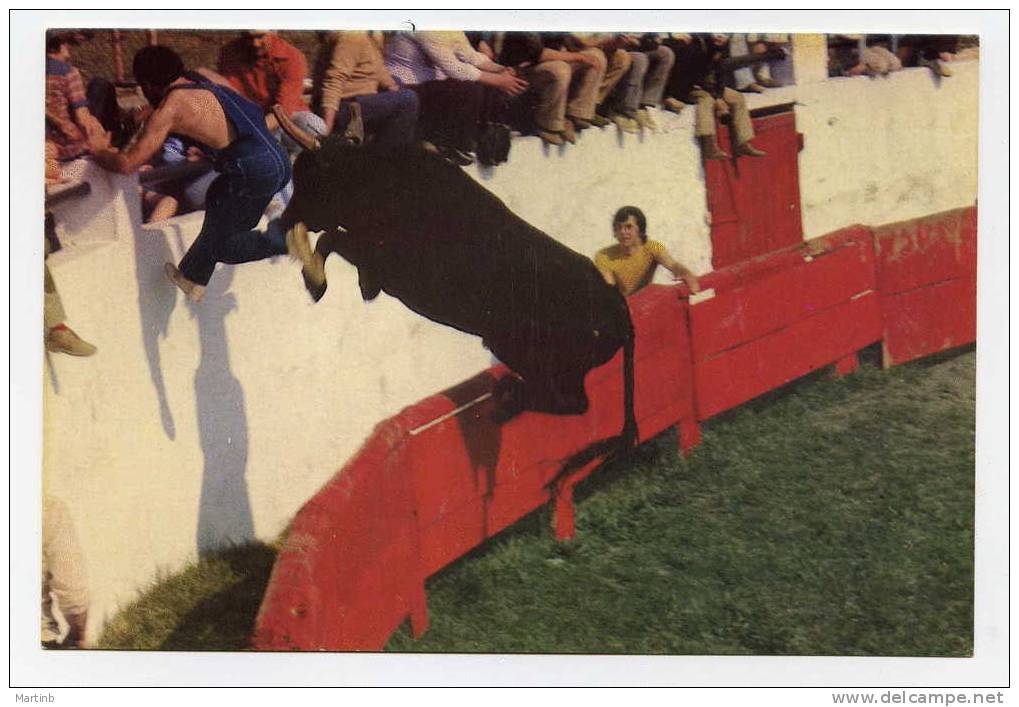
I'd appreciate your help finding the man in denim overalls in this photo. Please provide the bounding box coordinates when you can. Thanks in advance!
[92,46,292,302]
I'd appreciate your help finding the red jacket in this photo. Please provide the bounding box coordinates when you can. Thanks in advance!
[217,34,309,116]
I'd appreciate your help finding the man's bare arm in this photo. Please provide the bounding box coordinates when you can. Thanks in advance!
[657,248,701,293]
[92,97,176,174]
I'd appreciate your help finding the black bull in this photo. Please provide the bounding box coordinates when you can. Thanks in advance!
[280,140,637,444]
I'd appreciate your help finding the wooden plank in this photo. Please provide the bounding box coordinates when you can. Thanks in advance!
[694,292,883,419]
[881,276,976,366]
[873,207,977,294]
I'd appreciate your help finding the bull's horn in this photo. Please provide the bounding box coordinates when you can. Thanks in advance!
[272,104,321,152]
[285,222,328,302]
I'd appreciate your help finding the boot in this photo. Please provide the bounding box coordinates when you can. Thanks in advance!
[588,113,611,128]
[45,325,97,357]
[698,134,730,160]
[561,119,577,144]
[537,129,564,146]
[635,107,657,130]
[734,141,767,158]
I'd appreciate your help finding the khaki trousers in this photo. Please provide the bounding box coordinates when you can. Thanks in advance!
[524,47,606,132]
[691,87,755,145]
[597,49,632,106]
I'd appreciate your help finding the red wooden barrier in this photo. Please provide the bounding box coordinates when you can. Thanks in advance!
[873,207,977,366]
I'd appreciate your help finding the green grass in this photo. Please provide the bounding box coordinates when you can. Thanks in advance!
[97,542,278,650]
[98,348,975,654]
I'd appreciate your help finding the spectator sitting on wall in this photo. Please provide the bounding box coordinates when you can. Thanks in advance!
[562,33,638,133]
[729,33,789,93]
[217,30,325,153]
[91,46,293,303]
[383,30,525,160]
[661,33,766,160]
[594,205,701,298]
[828,35,902,78]
[41,496,90,648]
[311,31,420,150]
[895,34,964,78]
[495,32,606,145]
[45,30,107,164]
[597,33,677,132]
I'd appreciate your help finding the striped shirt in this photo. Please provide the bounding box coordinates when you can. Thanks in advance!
[45,57,89,160]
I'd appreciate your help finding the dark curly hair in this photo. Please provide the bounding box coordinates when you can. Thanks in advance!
[612,206,648,243]
[132,45,185,89]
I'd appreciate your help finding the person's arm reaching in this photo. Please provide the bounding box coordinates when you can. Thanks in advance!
[655,246,701,293]
[91,95,176,174]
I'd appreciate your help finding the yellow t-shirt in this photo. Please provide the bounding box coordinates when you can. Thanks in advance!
[594,240,667,297]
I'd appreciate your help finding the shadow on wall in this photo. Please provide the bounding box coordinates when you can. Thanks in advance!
[190,266,256,554]
[135,223,183,439]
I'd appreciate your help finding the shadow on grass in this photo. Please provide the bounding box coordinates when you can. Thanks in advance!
[98,542,278,651]
[159,544,278,650]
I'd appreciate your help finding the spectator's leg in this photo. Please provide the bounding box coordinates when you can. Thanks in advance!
[724,87,765,157]
[640,45,675,107]
[44,265,66,332]
[44,263,96,356]
[565,47,606,123]
[354,88,420,148]
[692,88,728,160]
[597,49,632,107]
[730,34,757,90]
[525,60,570,136]
[610,51,647,116]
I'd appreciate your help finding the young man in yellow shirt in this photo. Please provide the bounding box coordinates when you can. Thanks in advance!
[594,206,701,297]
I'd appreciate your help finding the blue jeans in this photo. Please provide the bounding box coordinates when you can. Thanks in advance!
[178,139,292,286]
[335,88,420,148]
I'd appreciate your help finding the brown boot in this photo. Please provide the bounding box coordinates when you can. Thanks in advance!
[45,325,97,357]
[735,141,767,158]
[561,119,577,144]
[698,135,730,160]
[537,129,564,146]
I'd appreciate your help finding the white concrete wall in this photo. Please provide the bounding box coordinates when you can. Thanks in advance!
[42,59,977,643]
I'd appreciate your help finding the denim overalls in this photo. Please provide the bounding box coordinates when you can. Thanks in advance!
[169,72,292,286]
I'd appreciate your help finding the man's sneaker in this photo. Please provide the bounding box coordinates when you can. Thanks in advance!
[755,76,783,88]
[662,97,684,113]
[164,263,206,303]
[45,326,97,357]
[636,108,657,130]
[612,112,640,134]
